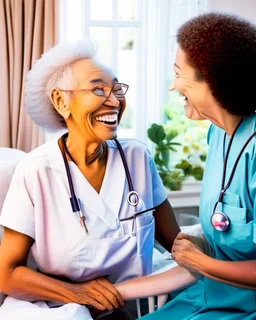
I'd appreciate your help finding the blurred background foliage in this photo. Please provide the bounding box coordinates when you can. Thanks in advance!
[148,90,210,191]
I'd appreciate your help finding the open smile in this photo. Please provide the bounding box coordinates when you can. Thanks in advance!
[94,113,118,128]
[181,94,188,106]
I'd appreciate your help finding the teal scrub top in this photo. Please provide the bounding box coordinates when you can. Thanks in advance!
[141,115,256,320]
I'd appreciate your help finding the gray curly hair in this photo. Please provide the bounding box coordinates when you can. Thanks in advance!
[25,38,97,132]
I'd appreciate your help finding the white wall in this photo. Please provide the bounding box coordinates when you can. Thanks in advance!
[207,0,256,23]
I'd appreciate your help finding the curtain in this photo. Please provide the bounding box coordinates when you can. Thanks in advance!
[0,0,58,152]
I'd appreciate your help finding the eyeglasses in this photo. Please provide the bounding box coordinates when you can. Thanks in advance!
[58,82,129,100]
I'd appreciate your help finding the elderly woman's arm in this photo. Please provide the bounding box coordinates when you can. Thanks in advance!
[115,266,199,300]
[153,199,181,252]
[0,228,124,311]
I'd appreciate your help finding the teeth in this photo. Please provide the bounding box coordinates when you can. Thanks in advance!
[95,114,118,123]
[179,94,188,106]
[180,94,187,100]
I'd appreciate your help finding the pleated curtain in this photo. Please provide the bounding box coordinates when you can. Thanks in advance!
[0,0,58,152]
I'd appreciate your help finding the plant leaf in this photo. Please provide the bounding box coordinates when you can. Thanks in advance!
[191,165,204,180]
[147,123,166,145]
[175,159,192,175]
[154,153,167,168]
[200,154,207,162]
[165,130,179,142]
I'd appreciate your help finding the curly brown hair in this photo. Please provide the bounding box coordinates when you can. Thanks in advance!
[177,12,256,116]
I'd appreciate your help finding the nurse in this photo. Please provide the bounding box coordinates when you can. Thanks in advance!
[0,39,180,320]
[115,12,256,319]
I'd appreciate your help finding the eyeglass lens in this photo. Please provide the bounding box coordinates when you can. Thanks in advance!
[93,83,128,99]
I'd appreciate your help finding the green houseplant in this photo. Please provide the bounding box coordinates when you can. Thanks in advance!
[147,123,184,191]
[147,91,209,191]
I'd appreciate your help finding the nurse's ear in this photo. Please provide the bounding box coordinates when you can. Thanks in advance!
[50,89,71,120]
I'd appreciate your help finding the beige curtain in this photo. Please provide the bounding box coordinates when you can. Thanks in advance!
[0,0,58,152]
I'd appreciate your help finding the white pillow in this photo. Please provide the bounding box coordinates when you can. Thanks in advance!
[0,148,27,240]
[0,148,26,214]
[0,148,27,306]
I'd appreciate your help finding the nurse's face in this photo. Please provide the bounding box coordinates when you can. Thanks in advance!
[169,47,216,121]
[64,58,126,142]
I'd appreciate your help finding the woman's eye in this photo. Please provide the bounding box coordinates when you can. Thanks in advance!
[175,73,180,78]
[92,87,105,96]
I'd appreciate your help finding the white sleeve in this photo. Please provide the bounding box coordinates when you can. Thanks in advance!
[148,152,167,207]
[0,165,35,239]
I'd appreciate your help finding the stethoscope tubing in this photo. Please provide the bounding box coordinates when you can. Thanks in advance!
[60,134,157,231]
[211,122,256,231]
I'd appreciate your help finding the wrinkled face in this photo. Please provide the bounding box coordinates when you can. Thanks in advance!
[169,47,217,121]
[64,58,126,142]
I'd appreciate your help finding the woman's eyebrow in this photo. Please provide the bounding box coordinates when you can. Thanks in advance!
[89,78,104,84]
[89,77,119,85]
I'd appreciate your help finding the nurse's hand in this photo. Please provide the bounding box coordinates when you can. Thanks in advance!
[75,277,125,311]
[172,232,205,273]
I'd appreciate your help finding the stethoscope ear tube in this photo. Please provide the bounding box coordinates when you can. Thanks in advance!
[114,139,136,193]
[61,133,88,233]
[70,196,80,212]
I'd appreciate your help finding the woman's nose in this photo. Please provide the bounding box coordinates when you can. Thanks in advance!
[169,81,176,91]
[107,92,120,106]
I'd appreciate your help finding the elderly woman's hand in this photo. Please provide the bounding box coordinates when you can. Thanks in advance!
[172,232,206,273]
[74,277,125,311]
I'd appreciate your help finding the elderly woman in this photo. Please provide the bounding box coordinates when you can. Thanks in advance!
[0,39,180,319]
[115,12,256,319]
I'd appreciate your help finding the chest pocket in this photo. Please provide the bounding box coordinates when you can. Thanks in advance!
[213,193,255,258]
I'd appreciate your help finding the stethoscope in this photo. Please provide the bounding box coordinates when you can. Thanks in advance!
[211,119,256,231]
[60,133,156,234]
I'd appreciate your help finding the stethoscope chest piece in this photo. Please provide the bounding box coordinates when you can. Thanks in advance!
[127,191,139,206]
[211,211,230,231]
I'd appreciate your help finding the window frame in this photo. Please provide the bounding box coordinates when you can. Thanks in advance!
[81,0,170,143]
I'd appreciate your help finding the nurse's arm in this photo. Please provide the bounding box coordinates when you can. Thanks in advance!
[196,256,256,290]
[115,265,199,300]
[153,199,181,252]
[0,227,124,310]
[173,233,256,290]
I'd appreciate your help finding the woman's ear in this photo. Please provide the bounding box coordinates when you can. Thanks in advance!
[50,89,70,120]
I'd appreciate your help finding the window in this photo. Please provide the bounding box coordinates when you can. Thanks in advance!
[57,0,208,208]
[58,0,207,143]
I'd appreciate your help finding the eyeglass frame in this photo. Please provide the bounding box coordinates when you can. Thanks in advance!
[58,82,129,100]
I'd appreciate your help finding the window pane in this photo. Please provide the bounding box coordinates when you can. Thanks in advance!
[117,28,136,135]
[117,0,137,21]
[90,27,112,67]
[90,0,112,20]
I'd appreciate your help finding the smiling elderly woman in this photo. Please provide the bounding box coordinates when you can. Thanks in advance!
[0,39,180,320]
